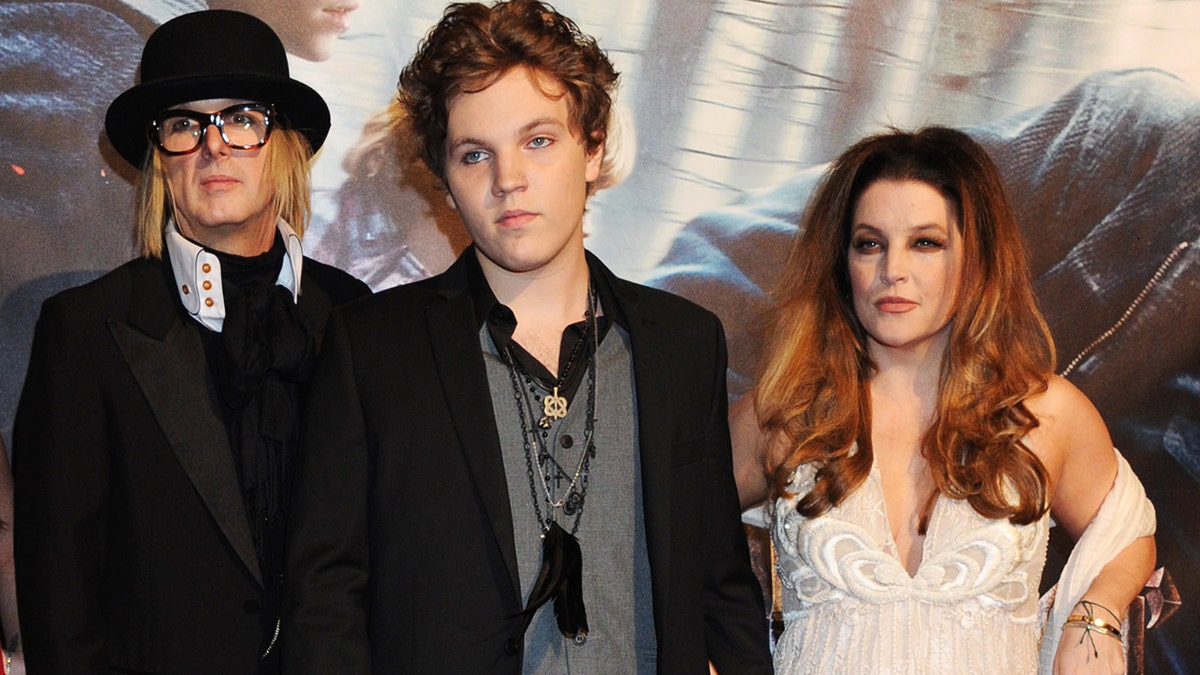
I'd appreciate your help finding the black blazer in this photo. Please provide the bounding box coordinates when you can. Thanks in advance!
[283,250,772,674]
[12,256,368,675]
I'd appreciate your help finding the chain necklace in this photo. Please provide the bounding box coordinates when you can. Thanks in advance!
[504,283,599,535]
[506,282,598,643]
[534,307,592,428]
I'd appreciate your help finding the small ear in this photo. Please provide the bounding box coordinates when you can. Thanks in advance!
[584,141,604,184]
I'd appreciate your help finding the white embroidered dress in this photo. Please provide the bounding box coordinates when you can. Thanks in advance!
[772,461,1049,674]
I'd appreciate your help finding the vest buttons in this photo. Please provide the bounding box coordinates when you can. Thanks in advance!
[503,637,519,656]
[560,434,574,449]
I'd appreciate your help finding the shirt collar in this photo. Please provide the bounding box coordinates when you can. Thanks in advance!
[464,247,625,329]
[165,217,303,332]
[463,246,624,355]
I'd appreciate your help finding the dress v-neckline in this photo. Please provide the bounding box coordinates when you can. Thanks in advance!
[866,462,941,579]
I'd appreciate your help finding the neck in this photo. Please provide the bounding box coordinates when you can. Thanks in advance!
[867,337,946,421]
[478,246,590,329]
[478,246,591,375]
[867,327,949,378]
[176,214,278,257]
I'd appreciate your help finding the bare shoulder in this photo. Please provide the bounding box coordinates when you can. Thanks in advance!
[730,392,778,509]
[1025,375,1118,534]
[1025,376,1110,461]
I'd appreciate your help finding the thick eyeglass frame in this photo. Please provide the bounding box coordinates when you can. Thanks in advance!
[149,102,276,155]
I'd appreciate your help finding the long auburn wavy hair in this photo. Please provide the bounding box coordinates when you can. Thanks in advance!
[757,127,1055,529]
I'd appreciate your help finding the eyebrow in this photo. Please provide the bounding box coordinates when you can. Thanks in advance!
[446,116,569,152]
[851,222,948,234]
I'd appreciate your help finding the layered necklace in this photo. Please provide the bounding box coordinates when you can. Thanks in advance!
[505,282,598,644]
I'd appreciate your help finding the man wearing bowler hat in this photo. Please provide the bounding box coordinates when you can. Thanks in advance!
[11,10,368,674]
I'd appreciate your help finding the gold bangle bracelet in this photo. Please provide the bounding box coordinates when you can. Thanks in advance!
[1065,619,1121,641]
[1065,614,1122,638]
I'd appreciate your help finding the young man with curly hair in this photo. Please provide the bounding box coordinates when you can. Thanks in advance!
[282,1,772,672]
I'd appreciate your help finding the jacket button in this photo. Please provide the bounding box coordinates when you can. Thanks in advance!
[243,599,262,613]
[504,638,519,656]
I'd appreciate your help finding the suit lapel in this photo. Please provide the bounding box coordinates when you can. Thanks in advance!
[426,260,522,603]
[592,256,674,613]
[109,261,263,586]
[296,267,335,350]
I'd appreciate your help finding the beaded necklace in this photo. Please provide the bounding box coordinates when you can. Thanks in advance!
[505,282,598,642]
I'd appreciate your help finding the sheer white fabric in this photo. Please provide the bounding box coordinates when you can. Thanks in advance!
[1037,449,1155,671]
[772,461,1049,674]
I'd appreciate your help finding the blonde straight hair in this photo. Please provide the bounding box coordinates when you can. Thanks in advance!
[133,129,314,258]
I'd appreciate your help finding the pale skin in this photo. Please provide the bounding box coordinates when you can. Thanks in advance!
[442,67,601,373]
[209,0,362,62]
[732,180,1154,674]
[160,98,277,257]
[442,65,727,673]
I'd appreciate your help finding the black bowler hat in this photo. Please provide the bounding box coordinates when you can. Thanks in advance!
[105,9,331,168]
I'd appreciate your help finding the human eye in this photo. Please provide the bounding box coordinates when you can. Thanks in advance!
[851,236,882,253]
[913,235,946,250]
[461,148,490,165]
[227,112,254,128]
[163,116,198,134]
[526,136,554,150]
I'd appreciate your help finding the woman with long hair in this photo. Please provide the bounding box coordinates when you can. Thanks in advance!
[733,127,1155,673]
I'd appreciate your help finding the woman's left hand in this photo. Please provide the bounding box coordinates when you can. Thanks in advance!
[1053,623,1125,675]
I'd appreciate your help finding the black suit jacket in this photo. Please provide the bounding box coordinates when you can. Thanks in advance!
[12,256,368,674]
[282,250,772,674]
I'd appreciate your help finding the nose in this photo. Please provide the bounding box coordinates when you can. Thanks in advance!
[491,152,527,197]
[880,249,909,285]
[199,122,230,158]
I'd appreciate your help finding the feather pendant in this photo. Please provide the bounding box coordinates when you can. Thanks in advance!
[515,522,589,640]
[551,524,588,640]
[519,522,567,631]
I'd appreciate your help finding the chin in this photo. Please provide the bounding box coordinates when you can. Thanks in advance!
[285,35,338,62]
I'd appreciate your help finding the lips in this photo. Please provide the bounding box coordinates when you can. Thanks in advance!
[322,3,360,30]
[200,174,239,190]
[497,209,535,228]
[875,296,917,313]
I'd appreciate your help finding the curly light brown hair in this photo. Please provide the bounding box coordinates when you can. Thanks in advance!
[396,0,618,183]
